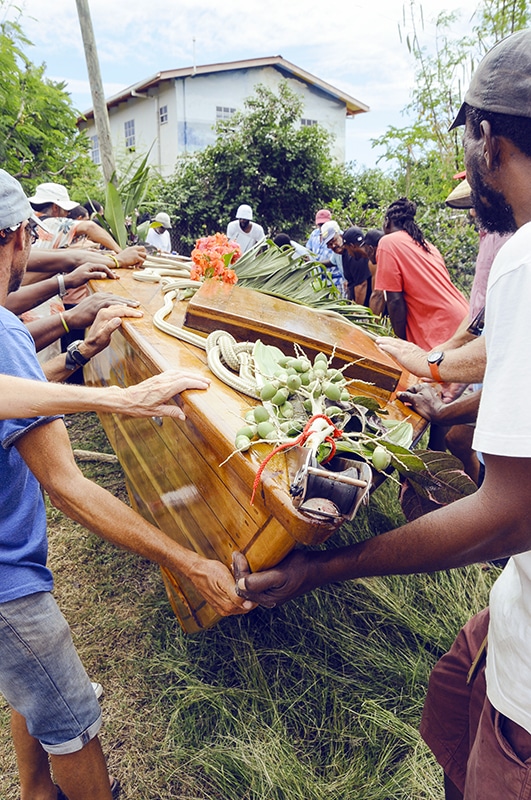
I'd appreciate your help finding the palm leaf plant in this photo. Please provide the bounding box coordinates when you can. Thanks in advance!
[233,241,390,337]
[97,152,153,248]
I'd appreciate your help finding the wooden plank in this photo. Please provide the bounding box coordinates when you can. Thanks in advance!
[184,281,402,396]
[84,271,428,633]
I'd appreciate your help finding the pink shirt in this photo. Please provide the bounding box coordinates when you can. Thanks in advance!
[375,230,469,350]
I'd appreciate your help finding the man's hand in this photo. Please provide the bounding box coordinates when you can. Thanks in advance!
[63,293,140,330]
[376,337,429,377]
[119,370,211,420]
[65,263,118,289]
[116,245,147,268]
[188,555,255,616]
[232,551,318,608]
[397,383,445,423]
[80,304,144,360]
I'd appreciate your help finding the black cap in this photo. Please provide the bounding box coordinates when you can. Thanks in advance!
[342,226,365,246]
[449,29,531,130]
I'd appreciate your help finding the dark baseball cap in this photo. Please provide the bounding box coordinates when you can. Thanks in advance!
[343,226,365,246]
[450,29,531,130]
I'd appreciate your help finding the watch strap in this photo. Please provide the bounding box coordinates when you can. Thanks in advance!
[65,340,90,371]
[428,360,443,382]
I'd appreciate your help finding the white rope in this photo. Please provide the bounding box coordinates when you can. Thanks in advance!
[150,285,260,399]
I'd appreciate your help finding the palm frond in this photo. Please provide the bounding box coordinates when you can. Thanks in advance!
[234,242,389,336]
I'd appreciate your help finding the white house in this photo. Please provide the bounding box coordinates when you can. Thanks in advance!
[78,56,369,177]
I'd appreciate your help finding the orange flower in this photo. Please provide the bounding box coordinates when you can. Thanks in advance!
[191,233,240,284]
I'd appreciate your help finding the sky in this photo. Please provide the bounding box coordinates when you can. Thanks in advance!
[8,0,481,169]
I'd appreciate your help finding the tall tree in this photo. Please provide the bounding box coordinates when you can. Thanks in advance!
[373,0,531,190]
[0,5,99,195]
[156,81,355,249]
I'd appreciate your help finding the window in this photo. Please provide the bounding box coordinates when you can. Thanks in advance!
[90,134,101,165]
[124,119,135,150]
[159,105,168,125]
[216,105,236,120]
[301,118,318,127]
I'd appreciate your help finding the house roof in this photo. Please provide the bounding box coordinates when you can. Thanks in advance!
[80,55,369,120]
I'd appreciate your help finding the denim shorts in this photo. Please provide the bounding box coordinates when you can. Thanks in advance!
[0,591,102,754]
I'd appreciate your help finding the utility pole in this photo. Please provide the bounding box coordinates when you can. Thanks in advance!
[75,0,116,184]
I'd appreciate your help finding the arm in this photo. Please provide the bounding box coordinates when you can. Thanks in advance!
[26,245,147,277]
[25,293,141,352]
[15,419,253,616]
[376,335,486,384]
[398,384,482,425]
[385,291,407,339]
[437,313,477,351]
[369,289,386,316]
[0,370,210,420]
[41,305,144,382]
[233,453,531,607]
[353,280,368,306]
[73,220,122,252]
[6,264,117,315]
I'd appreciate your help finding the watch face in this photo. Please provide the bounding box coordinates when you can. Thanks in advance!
[428,351,444,364]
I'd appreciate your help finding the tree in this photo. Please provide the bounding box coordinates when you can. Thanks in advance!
[374,0,531,185]
[0,6,99,196]
[156,81,356,251]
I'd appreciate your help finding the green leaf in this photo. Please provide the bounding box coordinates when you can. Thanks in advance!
[104,181,128,249]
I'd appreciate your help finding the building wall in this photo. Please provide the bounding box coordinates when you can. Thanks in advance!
[81,64,347,177]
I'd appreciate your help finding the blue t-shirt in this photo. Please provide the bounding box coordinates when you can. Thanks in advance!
[0,306,54,602]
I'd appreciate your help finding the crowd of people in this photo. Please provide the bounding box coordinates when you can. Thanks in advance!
[2,27,531,800]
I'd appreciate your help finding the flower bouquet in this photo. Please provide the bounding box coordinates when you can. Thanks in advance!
[190,233,241,284]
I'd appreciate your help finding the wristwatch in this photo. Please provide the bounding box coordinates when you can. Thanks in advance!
[427,351,445,382]
[65,340,90,371]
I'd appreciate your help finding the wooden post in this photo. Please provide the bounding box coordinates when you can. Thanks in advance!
[75,0,116,184]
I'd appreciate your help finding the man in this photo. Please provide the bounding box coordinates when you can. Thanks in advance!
[374,197,469,350]
[226,204,265,253]
[321,221,371,303]
[306,208,334,262]
[146,211,172,253]
[0,169,251,800]
[234,30,531,799]
[29,182,121,253]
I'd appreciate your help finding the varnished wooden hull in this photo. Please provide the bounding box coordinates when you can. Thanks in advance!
[85,272,425,633]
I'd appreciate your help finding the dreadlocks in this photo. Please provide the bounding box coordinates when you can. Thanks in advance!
[385,198,430,253]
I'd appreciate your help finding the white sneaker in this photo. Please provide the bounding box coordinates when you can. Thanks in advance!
[91,681,104,700]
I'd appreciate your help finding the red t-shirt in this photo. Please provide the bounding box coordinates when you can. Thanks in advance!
[374,230,469,350]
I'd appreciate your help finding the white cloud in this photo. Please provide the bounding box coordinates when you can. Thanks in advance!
[14,0,480,166]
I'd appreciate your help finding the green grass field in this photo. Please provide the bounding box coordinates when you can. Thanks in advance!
[0,414,498,800]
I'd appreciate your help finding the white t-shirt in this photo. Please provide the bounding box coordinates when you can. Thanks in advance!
[226,220,265,253]
[146,227,171,253]
[473,221,531,732]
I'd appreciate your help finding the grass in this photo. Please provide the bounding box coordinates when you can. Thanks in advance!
[0,414,499,800]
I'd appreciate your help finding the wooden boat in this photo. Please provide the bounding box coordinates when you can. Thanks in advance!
[85,271,426,633]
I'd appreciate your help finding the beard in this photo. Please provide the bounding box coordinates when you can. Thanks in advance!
[467,160,517,235]
[7,263,24,294]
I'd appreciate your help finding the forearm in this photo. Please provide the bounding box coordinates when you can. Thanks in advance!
[376,336,486,383]
[6,276,60,315]
[307,455,529,586]
[353,281,367,305]
[27,248,118,275]
[430,390,481,425]
[79,221,121,252]
[0,377,124,416]
[387,294,407,339]
[26,314,69,352]
[437,315,476,351]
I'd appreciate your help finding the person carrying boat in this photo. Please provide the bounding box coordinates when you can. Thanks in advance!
[234,29,531,800]
[226,203,265,253]
[0,169,253,800]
